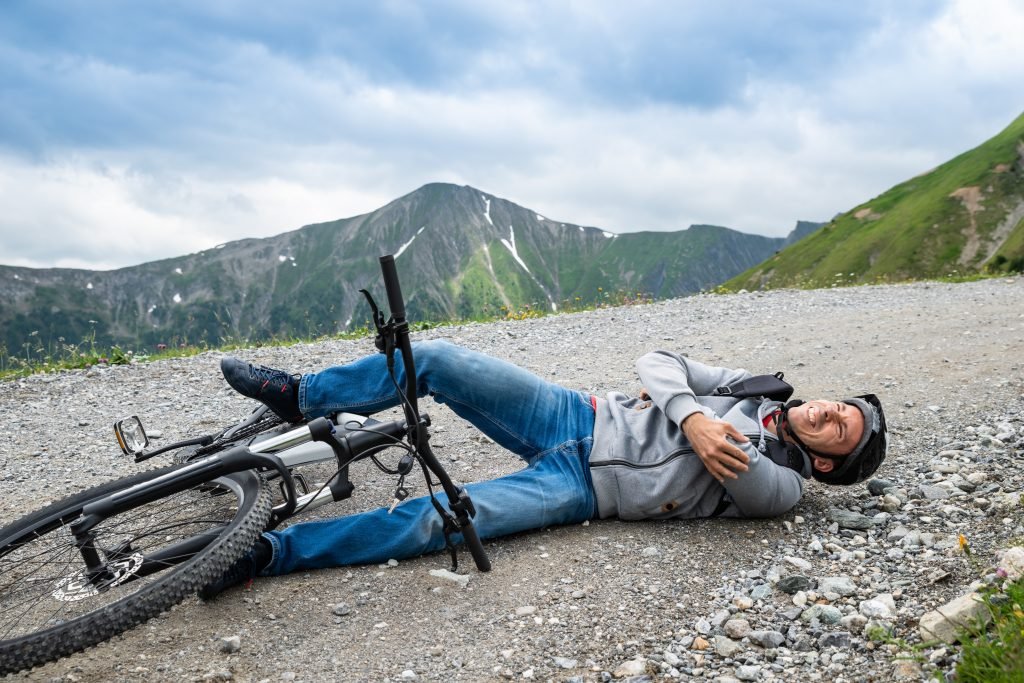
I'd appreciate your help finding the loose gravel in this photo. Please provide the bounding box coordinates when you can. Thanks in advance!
[1,278,1023,682]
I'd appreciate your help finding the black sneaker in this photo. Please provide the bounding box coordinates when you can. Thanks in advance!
[198,539,271,601]
[221,357,303,423]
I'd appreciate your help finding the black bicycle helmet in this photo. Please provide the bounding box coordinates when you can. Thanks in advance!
[776,394,887,486]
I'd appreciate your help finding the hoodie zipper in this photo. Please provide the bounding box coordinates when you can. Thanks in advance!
[591,432,765,469]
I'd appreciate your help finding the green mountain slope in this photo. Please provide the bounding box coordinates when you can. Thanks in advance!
[0,184,791,353]
[723,112,1024,291]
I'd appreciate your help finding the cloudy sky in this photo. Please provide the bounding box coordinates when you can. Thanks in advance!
[2,0,1023,271]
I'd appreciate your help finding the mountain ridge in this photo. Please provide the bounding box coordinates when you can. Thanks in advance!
[0,184,796,353]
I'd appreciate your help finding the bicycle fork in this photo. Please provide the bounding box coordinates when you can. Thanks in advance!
[67,448,294,592]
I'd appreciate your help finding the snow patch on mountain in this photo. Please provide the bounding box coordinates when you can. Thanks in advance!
[500,225,530,274]
[396,226,427,259]
[482,197,494,226]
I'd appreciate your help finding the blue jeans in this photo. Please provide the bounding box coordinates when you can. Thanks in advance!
[262,340,597,574]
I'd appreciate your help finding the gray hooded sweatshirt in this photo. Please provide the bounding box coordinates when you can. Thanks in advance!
[589,351,804,520]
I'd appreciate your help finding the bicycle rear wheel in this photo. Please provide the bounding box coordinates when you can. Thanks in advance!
[0,465,272,675]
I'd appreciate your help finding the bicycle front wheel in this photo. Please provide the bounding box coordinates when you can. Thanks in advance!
[0,465,273,675]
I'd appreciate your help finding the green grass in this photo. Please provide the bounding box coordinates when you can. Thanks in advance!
[722,111,1024,291]
[955,577,1024,683]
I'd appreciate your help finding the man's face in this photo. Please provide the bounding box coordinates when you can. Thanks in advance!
[786,400,865,471]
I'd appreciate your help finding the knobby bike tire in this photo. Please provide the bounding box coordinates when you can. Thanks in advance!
[0,464,273,675]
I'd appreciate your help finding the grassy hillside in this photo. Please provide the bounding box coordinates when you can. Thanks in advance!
[723,112,1024,291]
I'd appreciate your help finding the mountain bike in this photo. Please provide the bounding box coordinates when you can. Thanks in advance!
[0,255,490,675]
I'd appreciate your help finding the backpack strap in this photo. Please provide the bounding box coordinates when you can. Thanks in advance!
[762,436,810,475]
[713,372,794,402]
[709,493,732,517]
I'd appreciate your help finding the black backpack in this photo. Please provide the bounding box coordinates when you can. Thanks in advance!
[713,372,793,403]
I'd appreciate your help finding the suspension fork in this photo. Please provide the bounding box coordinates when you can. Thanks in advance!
[378,255,491,572]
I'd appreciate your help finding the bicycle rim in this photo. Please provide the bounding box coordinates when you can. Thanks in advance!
[0,468,272,675]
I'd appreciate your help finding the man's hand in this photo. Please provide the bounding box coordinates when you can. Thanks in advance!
[681,412,750,483]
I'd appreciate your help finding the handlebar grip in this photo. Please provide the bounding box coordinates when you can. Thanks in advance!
[460,519,492,572]
[379,255,406,321]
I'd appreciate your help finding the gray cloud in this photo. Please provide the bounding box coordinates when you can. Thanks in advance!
[1,0,1022,269]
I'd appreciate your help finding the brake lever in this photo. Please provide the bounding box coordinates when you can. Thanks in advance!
[359,288,389,352]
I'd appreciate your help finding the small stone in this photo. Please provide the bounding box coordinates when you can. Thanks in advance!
[868,478,897,496]
[748,630,785,648]
[819,631,851,648]
[553,657,577,669]
[735,665,761,681]
[996,547,1024,581]
[818,576,857,597]
[612,657,646,677]
[776,575,812,594]
[641,546,661,557]
[332,603,351,616]
[801,604,842,625]
[840,614,868,630]
[218,636,241,654]
[827,508,876,530]
[919,485,951,500]
[780,607,803,621]
[900,531,923,548]
[880,494,903,512]
[750,584,772,600]
[784,556,812,571]
[713,635,743,657]
[724,619,751,639]
[733,596,754,610]
[515,606,537,616]
[710,609,732,627]
[892,659,923,679]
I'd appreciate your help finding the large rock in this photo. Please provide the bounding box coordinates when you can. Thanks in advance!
[918,592,991,644]
[818,576,858,597]
[827,508,876,530]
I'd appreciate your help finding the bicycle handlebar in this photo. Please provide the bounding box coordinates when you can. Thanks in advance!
[376,254,491,573]
[379,254,407,323]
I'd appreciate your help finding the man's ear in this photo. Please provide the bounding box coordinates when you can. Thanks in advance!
[812,457,834,473]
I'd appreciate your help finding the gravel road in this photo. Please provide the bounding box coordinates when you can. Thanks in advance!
[2,277,1023,683]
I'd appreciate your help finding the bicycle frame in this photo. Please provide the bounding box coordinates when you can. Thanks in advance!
[72,254,491,585]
